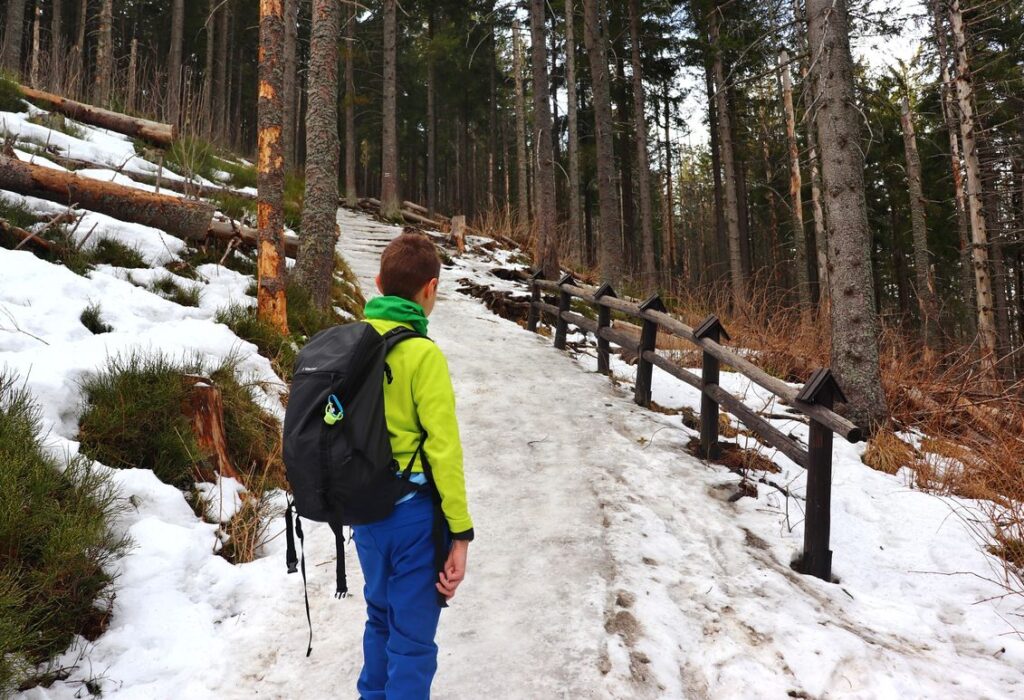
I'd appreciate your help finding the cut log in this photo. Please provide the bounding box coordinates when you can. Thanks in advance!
[185,375,241,482]
[17,85,176,148]
[403,199,449,222]
[0,218,55,251]
[26,150,256,201]
[208,217,299,258]
[0,153,213,240]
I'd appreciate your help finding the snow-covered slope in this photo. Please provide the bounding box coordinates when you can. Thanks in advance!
[3,107,1022,697]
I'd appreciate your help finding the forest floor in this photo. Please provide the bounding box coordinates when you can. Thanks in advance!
[2,103,1023,698]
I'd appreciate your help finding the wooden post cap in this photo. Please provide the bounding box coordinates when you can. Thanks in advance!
[796,368,848,405]
[694,314,730,341]
[594,282,617,299]
[638,294,667,313]
[557,272,576,286]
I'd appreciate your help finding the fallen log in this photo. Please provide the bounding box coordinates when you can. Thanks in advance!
[26,150,256,201]
[17,84,176,148]
[0,153,214,240]
[0,218,55,251]
[403,200,449,223]
[208,217,300,258]
[358,196,444,230]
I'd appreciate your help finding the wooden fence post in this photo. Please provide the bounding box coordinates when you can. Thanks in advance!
[795,368,846,582]
[527,269,542,332]
[593,282,616,375]
[694,315,729,460]
[634,294,666,407]
[553,273,575,350]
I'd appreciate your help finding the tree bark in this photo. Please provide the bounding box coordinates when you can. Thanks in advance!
[899,90,941,351]
[529,0,560,279]
[282,0,299,171]
[0,153,215,240]
[127,38,138,114]
[2,0,27,77]
[564,0,583,261]
[512,20,530,231]
[203,0,217,133]
[49,0,63,89]
[709,7,747,308]
[780,50,810,311]
[425,10,436,216]
[342,1,358,207]
[29,1,42,88]
[168,0,185,125]
[806,0,888,431]
[628,0,656,292]
[72,0,86,98]
[948,0,999,380]
[215,0,230,141]
[929,0,975,338]
[582,0,622,284]
[257,0,290,334]
[295,0,340,310]
[663,85,676,280]
[94,0,113,106]
[379,0,401,220]
[17,84,176,146]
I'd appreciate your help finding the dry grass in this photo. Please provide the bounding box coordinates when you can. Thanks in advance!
[217,465,285,565]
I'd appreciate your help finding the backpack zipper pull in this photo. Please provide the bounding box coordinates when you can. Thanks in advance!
[324,394,344,425]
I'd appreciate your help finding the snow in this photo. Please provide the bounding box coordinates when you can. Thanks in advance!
[4,199,1023,697]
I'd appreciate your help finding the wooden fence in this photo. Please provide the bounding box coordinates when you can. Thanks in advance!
[526,273,865,582]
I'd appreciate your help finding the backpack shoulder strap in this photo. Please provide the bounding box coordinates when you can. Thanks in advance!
[380,325,432,353]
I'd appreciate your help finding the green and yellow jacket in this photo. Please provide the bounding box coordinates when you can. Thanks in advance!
[364,296,474,540]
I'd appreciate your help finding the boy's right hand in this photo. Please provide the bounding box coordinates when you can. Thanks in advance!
[436,540,468,600]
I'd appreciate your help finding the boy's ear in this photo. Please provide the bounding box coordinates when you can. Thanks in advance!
[375,275,383,294]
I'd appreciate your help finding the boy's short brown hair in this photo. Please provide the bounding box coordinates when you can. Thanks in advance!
[379,233,441,300]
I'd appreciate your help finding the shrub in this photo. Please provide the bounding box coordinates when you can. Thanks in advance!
[77,352,282,490]
[209,192,256,222]
[164,135,219,182]
[80,302,112,334]
[0,75,25,113]
[0,373,125,693]
[90,237,148,268]
[216,304,297,380]
[217,467,285,564]
[148,273,202,307]
[213,157,257,189]
[0,199,40,230]
[286,282,344,340]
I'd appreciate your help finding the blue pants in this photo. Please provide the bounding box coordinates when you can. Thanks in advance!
[353,494,445,700]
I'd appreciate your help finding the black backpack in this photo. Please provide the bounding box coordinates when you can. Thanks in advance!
[282,321,432,655]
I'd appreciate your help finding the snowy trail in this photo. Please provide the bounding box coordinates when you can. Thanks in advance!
[208,209,1023,699]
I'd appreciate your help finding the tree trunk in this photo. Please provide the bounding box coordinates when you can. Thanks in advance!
[529,0,560,279]
[342,1,358,207]
[215,1,230,141]
[203,0,217,133]
[512,20,530,231]
[705,65,728,280]
[930,0,975,338]
[948,0,999,380]
[379,0,401,220]
[899,90,941,351]
[17,84,176,146]
[662,85,676,280]
[780,50,810,311]
[582,0,622,284]
[94,0,112,106]
[2,0,27,77]
[72,0,86,98]
[425,10,436,216]
[282,0,298,171]
[0,153,215,239]
[167,0,185,124]
[294,0,340,310]
[49,0,63,89]
[126,38,138,114]
[709,7,747,308]
[564,0,582,260]
[628,0,656,291]
[257,0,290,335]
[29,1,41,88]
[806,0,888,431]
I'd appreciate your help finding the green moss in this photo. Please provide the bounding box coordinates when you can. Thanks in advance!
[80,302,112,334]
[90,238,148,268]
[0,373,125,692]
[0,75,26,113]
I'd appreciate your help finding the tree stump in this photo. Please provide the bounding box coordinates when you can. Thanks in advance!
[185,375,241,482]
[450,214,466,254]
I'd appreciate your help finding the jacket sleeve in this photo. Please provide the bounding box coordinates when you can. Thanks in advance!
[413,343,474,539]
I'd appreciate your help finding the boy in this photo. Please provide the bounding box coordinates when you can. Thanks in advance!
[355,233,474,699]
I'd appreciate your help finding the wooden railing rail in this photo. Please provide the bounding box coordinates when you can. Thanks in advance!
[526,272,865,582]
